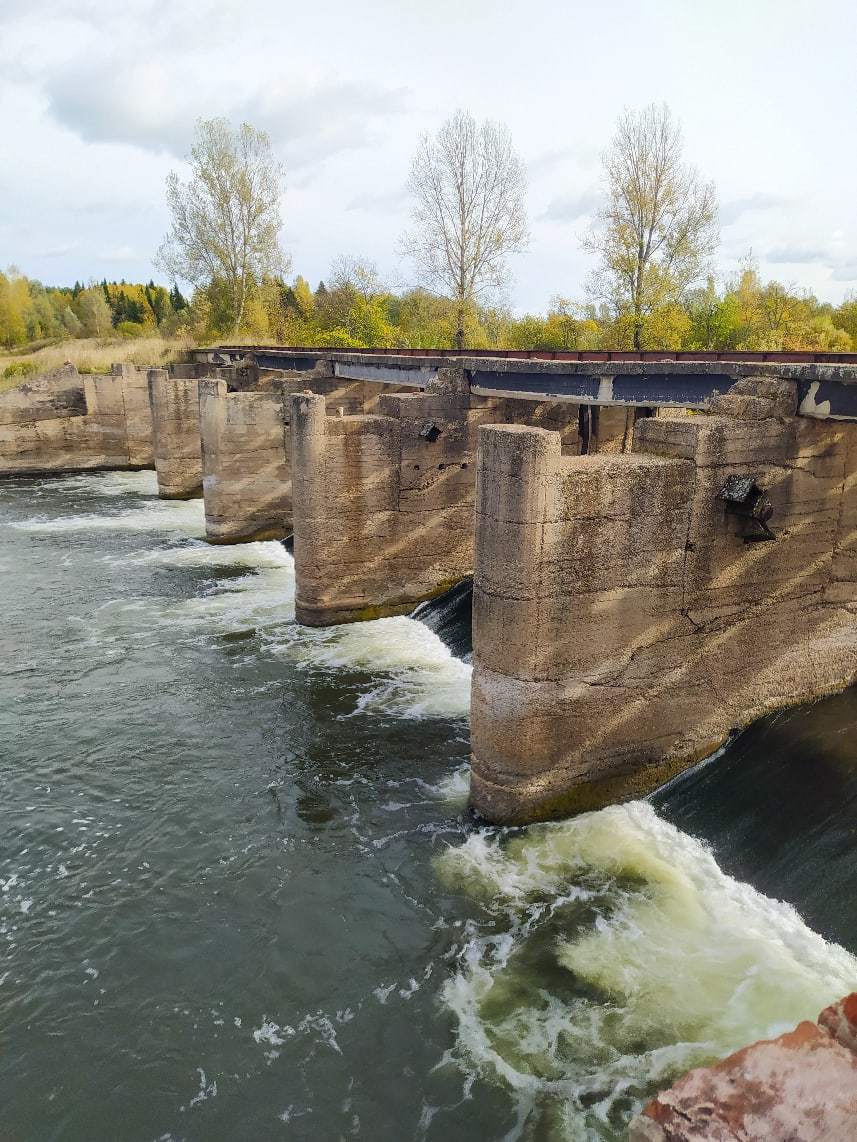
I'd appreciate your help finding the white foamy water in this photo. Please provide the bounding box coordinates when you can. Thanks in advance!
[293,617,472,719]
[48,470,160,497]
[105,538,471,720]
[438,801,857,1139]
[13,497,206,537]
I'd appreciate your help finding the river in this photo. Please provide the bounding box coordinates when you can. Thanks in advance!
[1,470,855,1141]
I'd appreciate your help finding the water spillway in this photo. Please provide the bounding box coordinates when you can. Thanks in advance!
[1,470,856,1141]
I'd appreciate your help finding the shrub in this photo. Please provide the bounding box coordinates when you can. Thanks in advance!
[115,321,147,339]
[2,360,38,379]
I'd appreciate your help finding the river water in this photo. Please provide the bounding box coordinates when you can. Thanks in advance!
[1,470,856,1142]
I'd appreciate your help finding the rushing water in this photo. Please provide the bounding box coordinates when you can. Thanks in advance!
[1,470,856,1142]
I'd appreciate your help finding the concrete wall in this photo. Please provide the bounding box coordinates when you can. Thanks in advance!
[148,370,203,499]
[111,364,154,466]
[290,368,581,626]
[470,376,857,823]
[196,362,417,543]
[0,364,153,475]
[199,379,291,543]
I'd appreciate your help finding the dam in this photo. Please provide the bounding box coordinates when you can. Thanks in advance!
[2,347,857,1138]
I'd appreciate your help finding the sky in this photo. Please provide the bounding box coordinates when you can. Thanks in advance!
[1,0,855,313]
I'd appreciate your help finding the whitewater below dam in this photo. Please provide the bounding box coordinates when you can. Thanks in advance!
[2,470,857,1142]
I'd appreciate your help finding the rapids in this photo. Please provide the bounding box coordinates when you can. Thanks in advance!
[1,469,855,1141]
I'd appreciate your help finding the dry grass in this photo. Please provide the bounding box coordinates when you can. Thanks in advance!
[0,336,194,392]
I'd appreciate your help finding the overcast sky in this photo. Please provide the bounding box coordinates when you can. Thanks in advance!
[1,0,855,312]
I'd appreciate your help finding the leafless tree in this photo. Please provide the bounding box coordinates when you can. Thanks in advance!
[585,103,718,350]
[403,109,528,350]
[156,118,285,334]
[328,256,386,300]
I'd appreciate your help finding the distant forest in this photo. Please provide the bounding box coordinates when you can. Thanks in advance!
[2,262,856,354]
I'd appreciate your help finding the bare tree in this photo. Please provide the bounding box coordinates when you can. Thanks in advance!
[585,103,718,350]
[403,109,528,350]
[156,118,285,334]
[328,256,386,300]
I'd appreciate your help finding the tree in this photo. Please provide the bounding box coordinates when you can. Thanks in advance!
[156,117,285,334]
[328,256,385,300]
[403,109,528,350]
[76,288,113,338]
[585,103,718,350]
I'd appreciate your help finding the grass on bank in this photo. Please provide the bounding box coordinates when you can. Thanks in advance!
[0,336,194,393]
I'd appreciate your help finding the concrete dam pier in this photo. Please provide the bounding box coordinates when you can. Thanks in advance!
[470,374,857,822]
[149,357,422,541]
[194,346,857,823]
[289,368,586,625]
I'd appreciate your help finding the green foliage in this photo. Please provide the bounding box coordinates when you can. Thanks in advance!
[0,269,192,350]
[2,360,38,379]
[115,321,148,338]
[2,262,856,355]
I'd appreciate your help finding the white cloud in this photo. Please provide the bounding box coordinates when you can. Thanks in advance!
[720,192,790,227]
[540,189,602,224]
[347,187,410,213]
[766,244,832,265]
[2,0,856,307]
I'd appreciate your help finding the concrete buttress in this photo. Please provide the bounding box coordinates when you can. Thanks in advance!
[148,370,203,499]
[470,376,857,824]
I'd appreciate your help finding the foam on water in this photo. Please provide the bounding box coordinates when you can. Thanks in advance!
[14,497,206,537]
[129,539,295,571]
[292,617,472,719]
[438,801,857,1138]
[48,471,160,497]
[107,538,470,720]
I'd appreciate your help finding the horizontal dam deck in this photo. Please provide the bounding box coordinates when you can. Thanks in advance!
[195,347,857,419]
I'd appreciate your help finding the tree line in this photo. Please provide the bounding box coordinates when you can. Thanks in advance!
[152,106,857,352]
[0,271,188,350]
[4,257,855,355]
[3,105,856,353]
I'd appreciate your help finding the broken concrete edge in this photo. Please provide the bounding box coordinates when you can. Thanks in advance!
[629,993,857,1141]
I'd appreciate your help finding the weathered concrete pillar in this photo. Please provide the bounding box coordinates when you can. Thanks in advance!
[591,405,637,453]
[111,364,154,466]
[80,374,130,465]
[147,370,202,499]
[0,365,157,474]
[289,368,582,626]
[470,376,857,824]
[291,392,402,625]
[198,379,291,543]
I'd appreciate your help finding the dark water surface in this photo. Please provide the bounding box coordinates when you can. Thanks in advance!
[1,471,856,1142]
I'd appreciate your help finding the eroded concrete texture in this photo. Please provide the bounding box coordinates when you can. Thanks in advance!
[199,379,291,543]
[148,370,203,499]
[470,377,857,823]
[0,364,153,475]
[629,993,857,1141]
[290,368,582,626]
[197,361,416,543]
